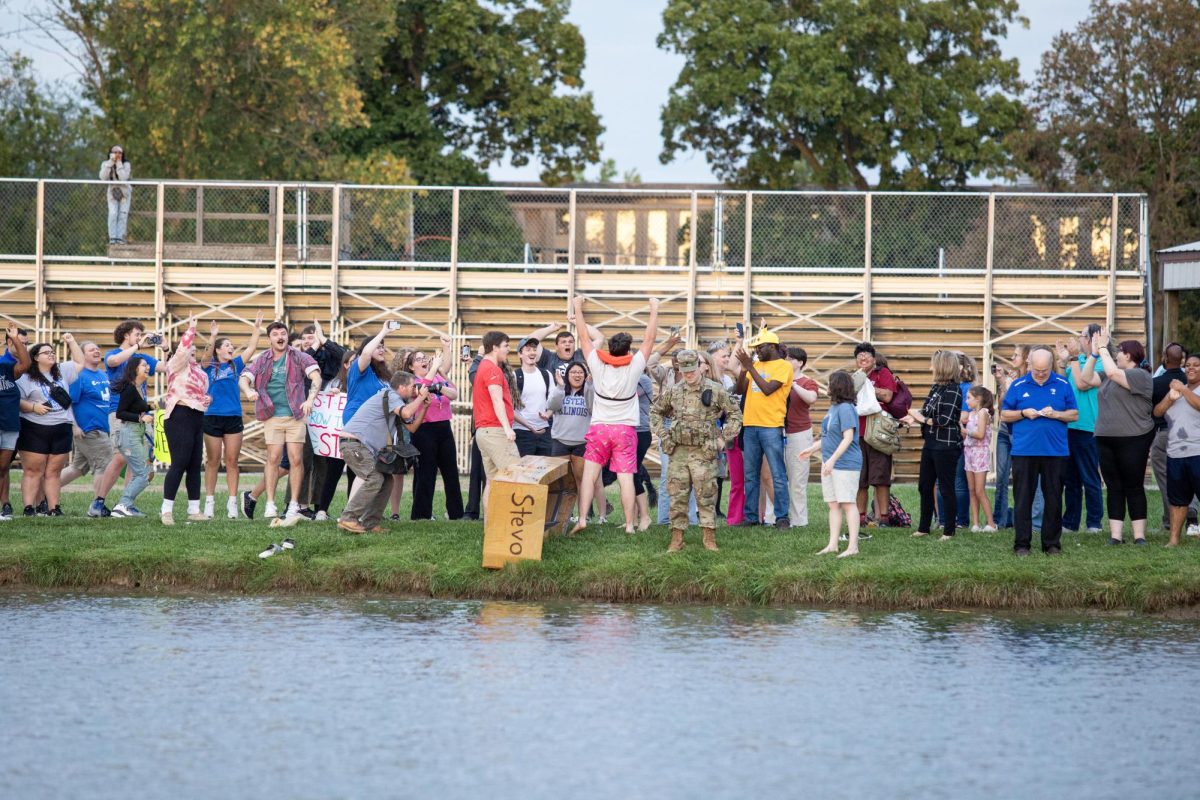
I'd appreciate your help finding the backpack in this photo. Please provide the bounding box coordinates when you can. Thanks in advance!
[515,366,552,400]
[883,374,913,418]
[863,409,902,455]
[885,494,912,527]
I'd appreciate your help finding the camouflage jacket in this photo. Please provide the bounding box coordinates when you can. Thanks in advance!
[650,378,743,454]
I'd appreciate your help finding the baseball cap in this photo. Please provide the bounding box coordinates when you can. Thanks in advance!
[518,336,540,350]
[676,349,701,373]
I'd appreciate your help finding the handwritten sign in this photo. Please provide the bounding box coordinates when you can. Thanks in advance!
[306,391,347,459]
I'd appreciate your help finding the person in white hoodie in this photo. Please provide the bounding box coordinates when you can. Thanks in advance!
[100,146,132,244]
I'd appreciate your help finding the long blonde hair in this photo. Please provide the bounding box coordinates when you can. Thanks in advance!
[931,351,960,384]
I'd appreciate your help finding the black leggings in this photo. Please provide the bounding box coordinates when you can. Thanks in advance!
[1096,430,1155,522]
[314,455,346,513]
[410,421,463,520]
[164,406,204,502]
[918,444,960,536]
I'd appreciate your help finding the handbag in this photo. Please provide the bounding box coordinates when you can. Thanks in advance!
[111,186,124,202]
[375,392,420,475]
[49,384,72,410]
[864,409,901,455]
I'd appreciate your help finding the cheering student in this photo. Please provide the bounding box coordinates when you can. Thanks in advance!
[59,337,121,517]
[569,294,660,536]
[735,329,793,528]
[197,313,262,518]
[473,331,520,518]
[160,319,212,525]
[239,321,321,524]
[404,339,463,521]
[0,325,31,521]
[16,335,82,516]
[110,356,154,518]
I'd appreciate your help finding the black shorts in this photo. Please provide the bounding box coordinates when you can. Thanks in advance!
[17,421,74,456]
[203,414,245,437]
[551,440,586,458]
[1167,455,1200,508]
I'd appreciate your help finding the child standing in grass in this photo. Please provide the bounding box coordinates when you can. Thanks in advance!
[963,385,996,532]
[798,370,862,557]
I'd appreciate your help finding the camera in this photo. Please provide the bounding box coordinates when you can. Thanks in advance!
[142,334,163,346]
[386,320,401,331]
[427,383,445,396]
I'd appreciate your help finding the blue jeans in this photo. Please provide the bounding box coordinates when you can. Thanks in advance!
[107,195,130,241]
[115,422,150,508]
[993,425,1013,527]
[742,426,789,523]
[1062,428,1103,530]
[657,445,697,525]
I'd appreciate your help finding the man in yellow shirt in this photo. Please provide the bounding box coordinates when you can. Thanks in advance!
[734,329,794,528]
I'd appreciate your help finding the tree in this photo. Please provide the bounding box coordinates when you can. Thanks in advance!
[0,53,98,177]
[657,0,1027,190]
[342,0,603,185]
[1013,0,1200,348]
[48,0,390,179]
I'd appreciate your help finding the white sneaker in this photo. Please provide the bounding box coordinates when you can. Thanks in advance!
[970,524,981,532]
[264,501,278,519]
[283,503,310,523]
[982,525,997,533]
[1187,524,1200,537]
[315,510,328,521]
[227,497,238,519]
[203,497,215,519]
[258,542,282,558]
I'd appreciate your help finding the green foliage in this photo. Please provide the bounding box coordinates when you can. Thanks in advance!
[0,53,100,178]
[1011,0,1200,346]
[52,0,390,179]
[657,0,1028,190]
[343,0,603,186]
[2,485,1198,612]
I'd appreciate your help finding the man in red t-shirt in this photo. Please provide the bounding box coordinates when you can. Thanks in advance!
[784,346,820,527]
[473,330,519,516]
[854,342,898,525]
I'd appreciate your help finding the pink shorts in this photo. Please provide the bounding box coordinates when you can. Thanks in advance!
[584,423,637,474]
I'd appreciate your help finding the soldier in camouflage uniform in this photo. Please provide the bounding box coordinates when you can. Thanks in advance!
[650,349,743,552]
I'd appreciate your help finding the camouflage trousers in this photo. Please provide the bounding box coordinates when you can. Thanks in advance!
[666,444,718,529]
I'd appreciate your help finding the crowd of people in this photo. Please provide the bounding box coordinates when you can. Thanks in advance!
[1,305,1193,557]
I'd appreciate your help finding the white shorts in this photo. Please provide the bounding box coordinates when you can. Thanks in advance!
[821,469,859,504]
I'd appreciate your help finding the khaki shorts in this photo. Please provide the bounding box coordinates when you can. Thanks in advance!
[264,415,307,445]
[476,427,520,479]
[822,468,860,504]
[71,429,115,476]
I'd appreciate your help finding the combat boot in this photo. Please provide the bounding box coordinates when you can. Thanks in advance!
[702,527,719,551]
[668,528,685,552]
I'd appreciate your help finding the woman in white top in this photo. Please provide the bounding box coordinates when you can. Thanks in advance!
[16,336,83,515]
[100,145,132,244]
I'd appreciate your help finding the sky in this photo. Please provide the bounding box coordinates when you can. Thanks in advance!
[1,0,1094,184]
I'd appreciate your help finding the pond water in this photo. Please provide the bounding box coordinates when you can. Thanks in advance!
[1,593,1198,799]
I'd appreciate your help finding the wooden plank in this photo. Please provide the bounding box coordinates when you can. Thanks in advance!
[35,180,45,340]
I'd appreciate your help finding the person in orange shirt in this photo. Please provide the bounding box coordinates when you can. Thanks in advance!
[734,327,793,528]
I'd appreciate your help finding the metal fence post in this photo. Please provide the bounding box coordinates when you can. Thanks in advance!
[449,188,461,322]
[983,194,997,391]
[863,193,872,340]
[34,180,46,340]
[686,191,698,341]
[567,189,577,315]
[330,184,342,334]
[1107,194,1118,332]
[154,182,166,320]
[195,185,204,245]
[273,184,285,320]
[743,191,753,326]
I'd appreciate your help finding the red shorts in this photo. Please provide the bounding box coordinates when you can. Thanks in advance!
[584,423,637,474]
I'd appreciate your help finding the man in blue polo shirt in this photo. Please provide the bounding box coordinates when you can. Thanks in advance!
[1001,347,1079,556]
[61,339,122,517]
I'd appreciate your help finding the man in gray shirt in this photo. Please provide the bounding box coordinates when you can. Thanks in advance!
[337,372,428,534]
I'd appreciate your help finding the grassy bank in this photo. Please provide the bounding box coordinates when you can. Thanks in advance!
[1,485,1198,613]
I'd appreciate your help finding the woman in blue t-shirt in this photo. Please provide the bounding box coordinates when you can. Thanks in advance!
[798,370,863,557]
[343,323,394,424]
[201,315,261,519]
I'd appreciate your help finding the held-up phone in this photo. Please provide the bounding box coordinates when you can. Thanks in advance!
[461,344,472,360]
[735,322,744,339]
[669,326,680,336]
[142,334,163,346]
[386,320,401,331]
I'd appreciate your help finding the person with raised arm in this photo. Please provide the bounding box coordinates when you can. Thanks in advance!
[570,294,659,536]
[0,325,31,520]
[201,311,263,519]
[16,334,82,516]
[160,318,212,525]
[403,337,463,520]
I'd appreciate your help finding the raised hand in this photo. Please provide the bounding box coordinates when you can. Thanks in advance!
[1091,326,1111,352]
[209,320,220,339]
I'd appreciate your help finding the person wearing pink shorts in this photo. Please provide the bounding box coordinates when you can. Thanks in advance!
[585,422,638,474]
[570,294,660,535]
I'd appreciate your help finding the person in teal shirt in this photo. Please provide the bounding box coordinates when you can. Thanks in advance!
[1059,324,1104,532]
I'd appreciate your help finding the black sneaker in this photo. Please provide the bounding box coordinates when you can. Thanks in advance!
[1014,548,1031,557]
[242,491,256,520]
[23,505,35,518]
[645,481,658,508]
[47,506,63,517]
[390,513,400,521]
[1,502,11,518]
[1045,545,1062,556]
[298,507,316,520]
[36,499,49,516]
[774,517,791,530]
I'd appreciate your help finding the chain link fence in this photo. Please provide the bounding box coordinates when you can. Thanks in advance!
[1,179,1147,276]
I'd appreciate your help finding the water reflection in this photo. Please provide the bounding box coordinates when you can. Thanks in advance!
[1,592,1198,799]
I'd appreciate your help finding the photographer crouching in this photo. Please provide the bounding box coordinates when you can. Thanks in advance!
[336,371,428,534]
